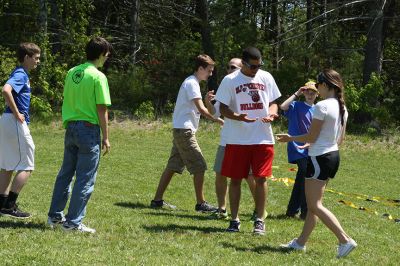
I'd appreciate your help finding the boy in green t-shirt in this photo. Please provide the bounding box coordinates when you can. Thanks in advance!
[47,37,112,233]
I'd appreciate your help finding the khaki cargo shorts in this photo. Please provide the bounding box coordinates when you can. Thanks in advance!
[166,128,207,175]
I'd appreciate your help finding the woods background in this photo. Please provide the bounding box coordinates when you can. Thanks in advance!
[0,0,398,132]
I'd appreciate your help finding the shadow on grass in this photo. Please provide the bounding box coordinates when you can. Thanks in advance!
[0,220,46,230]
[142,223,222,234]
[114,201,150,209]
[221,242,291,254]
[114,201,190,213]
[266,213,303,221]
[145,211,212,221]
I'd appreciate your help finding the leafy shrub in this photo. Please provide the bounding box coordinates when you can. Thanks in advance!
[0,46,17,113]
[133,100,155,120]
[30,95,53,120]
[346,73,392,129]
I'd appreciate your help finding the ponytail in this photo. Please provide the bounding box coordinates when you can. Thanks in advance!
[318,69,346,125]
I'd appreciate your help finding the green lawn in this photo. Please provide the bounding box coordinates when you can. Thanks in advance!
[1,120,399,265]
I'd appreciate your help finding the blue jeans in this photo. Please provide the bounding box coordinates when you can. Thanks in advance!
[48,121,101,226]
[286,157,308,216]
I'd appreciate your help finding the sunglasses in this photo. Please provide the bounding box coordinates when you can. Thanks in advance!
[243,60,264,70]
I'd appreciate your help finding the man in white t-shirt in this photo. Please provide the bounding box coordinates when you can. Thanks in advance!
[151,54,222,212]
[215,47,281,235]
[205,58,257,220]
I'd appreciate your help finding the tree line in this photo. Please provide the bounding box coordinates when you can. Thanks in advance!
[0,0,399,131]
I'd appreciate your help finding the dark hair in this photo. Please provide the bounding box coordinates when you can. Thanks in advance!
[242,47,262,62]
[17,42,41,63]
[194,54,215,71]
[317,69,346,125]
[86,37,112,61]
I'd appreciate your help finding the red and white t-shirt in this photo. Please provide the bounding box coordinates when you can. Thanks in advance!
[215,70,281,145]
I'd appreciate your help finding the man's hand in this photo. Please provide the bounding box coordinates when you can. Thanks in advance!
[238,113,257,123]
[102,139,111,156]
[261,113,279,123]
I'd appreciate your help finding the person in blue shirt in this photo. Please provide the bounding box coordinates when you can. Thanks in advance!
[279,81,318,219]
[0,42,40,219]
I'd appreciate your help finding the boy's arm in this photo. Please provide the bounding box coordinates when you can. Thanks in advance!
[2,84,25,123]
[205,90,216,115]
[279,87,305,111]
[193,98,223,125]
[97,104,111,155]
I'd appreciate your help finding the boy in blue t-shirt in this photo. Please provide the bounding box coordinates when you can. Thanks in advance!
[279,81,318,219]
[0,42,41,218]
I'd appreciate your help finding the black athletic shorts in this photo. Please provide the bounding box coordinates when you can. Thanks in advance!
[306,150,340,181]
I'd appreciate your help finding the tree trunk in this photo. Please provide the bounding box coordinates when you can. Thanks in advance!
[131,0,140,65]
[38,0,47,64]
[305,0,312,74]
[270,0,280,70]
[362,1,385,85]
[195,0,217,91]
[49,0,61,55]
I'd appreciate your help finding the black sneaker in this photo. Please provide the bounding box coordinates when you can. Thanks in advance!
[0,204,31,219]
[195,201,218,213]
[226,220,241,232]
[253,219,265,235]
[150,200,177,209]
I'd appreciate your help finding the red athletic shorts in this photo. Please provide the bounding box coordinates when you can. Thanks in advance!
[221,144,274,179]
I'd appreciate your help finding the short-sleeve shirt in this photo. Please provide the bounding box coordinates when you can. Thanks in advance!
[172,75,202,132]
[283,101,314,163]
[62,62,111,128]
[309,98,348,156]
[215,70,281,145]
[4,67,32,124]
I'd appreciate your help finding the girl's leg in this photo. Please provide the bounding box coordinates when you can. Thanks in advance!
[298,179,351,245]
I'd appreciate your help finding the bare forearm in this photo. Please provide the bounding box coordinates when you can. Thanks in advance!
[205,100,216,115]
[220,104,240,120]
[280,95,297,111]
[96,105,109,140]
[290,134,310,143]
[199,106,218,121]
[269,103,278,116]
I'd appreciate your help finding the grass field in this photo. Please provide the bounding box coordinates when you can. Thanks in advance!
[1,119,399,265]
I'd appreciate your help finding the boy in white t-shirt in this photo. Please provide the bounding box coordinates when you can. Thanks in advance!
[215,47,281,235]
[150,54,222,212]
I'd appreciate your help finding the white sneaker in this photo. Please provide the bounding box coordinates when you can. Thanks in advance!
[62,223,96,234]
[337,238,357,258]
[280,238,306,252]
